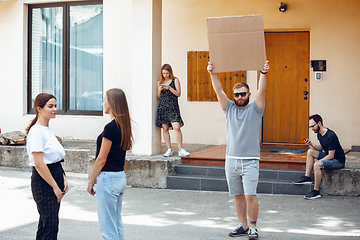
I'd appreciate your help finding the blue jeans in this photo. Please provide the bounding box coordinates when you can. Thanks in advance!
[96,171,127,240]
[317,151,345,170]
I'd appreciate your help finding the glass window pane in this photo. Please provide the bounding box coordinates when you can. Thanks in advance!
[69,5,103,111]
[31,7,63,109]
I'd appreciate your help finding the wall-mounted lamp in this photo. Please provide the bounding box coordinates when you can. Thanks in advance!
[279,2,287,12]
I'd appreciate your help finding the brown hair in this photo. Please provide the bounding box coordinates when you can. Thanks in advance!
[106,88,133,150]
[233,82,250,92]
[26,93,56,135]
[309,114,323,125]
[159,63,176,84]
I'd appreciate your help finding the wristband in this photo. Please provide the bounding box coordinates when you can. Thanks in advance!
[260,70,267,74]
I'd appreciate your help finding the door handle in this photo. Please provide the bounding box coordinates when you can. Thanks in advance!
[304,91,308,100]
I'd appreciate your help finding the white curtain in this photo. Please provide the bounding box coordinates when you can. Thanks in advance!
[69,5,103,111]
[31,7,63,109]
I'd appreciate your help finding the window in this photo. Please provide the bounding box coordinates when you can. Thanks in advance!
[28,1,103,115]
[187,51,246,101]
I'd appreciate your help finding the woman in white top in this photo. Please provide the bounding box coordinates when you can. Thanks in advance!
[26,93,68,240]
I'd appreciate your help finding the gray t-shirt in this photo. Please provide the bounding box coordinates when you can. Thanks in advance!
[223,99,264,159]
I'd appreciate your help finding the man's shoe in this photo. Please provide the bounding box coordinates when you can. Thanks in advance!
[293,175,312,185]
[304,189,321,200]
[229,223,249,237]
[248,226,258,240]
[163,149,173,157]
[178,148,190,156]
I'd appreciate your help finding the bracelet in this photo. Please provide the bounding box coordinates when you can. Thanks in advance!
[260,70,267,74]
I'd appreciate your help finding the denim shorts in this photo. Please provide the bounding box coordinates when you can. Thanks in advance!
[317,151,345,170]
[225,158,259,196]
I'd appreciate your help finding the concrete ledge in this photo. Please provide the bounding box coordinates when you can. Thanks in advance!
[88,155,181,189]
[0,145,181,189]
[2,144,360,194]
[62,149,91,173]
[322,169,360,196]
[0,145,91,173]
[0,145,28,169]
[124,155,181,189]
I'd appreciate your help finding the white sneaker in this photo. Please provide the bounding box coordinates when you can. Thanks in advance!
[163,149,173,157]
[178,148,190,156]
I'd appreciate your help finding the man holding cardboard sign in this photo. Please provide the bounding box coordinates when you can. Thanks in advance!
[208,61,268,239]
[207,14,268,239]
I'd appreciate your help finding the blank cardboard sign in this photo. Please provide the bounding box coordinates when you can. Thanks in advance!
[207,14,266,73]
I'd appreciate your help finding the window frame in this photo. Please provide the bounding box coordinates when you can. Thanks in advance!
[27,0,103,116]
[187,51,247,102]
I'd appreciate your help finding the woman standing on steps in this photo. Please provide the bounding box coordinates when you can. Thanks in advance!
[155,63,190,157]
[87,88,133,240]
[26,93,68,240]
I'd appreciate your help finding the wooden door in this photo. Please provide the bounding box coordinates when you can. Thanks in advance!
[262,32,309,144]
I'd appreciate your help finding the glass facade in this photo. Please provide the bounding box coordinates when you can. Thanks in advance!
[29,2,103,113]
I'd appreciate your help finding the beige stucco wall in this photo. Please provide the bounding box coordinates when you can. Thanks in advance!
[162,0,360,149]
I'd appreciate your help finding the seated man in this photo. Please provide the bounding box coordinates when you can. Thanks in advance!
[293,114,346,199]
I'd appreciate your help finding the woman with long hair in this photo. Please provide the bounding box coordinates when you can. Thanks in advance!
[26,93,68,240]
[87,88,133,240]
[155,63,190,157]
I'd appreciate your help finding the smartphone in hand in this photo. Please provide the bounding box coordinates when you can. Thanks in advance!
[302,138,312,146]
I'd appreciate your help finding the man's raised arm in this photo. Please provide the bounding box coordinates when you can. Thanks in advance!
[255,60,269,110]
[207,62,228,110]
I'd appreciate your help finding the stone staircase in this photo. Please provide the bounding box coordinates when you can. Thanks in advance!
[167,164,314,195]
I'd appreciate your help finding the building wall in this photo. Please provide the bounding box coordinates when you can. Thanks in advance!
[0,0,359,150]
[162,0,360,149]
[0,0,133,140]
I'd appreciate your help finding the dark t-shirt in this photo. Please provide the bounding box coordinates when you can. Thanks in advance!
[96,119,126,171]
[317,128,345,164]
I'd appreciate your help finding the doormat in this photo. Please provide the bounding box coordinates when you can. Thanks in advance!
[270,149,307,154]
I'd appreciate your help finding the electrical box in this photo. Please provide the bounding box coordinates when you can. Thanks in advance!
[311,60,326,71]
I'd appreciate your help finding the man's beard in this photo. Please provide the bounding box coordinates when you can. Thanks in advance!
[313,126,319,133]
[235,97,250,107]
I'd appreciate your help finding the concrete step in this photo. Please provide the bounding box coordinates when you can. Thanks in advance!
[172,164,313,180]
[259,168,314,181]
[167,174,228,192]
[173,164,225,176]
[258,179,313,195]
[166,164,314,195]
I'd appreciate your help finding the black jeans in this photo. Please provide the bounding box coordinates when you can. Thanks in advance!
[31,162,64,240]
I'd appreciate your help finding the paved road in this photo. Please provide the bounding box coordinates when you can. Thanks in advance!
[0,167,359,240]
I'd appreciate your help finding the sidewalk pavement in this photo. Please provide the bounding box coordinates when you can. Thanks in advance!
[0,167,359,240]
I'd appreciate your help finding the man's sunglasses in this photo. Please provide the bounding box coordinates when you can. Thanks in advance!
[234,92,248,98]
